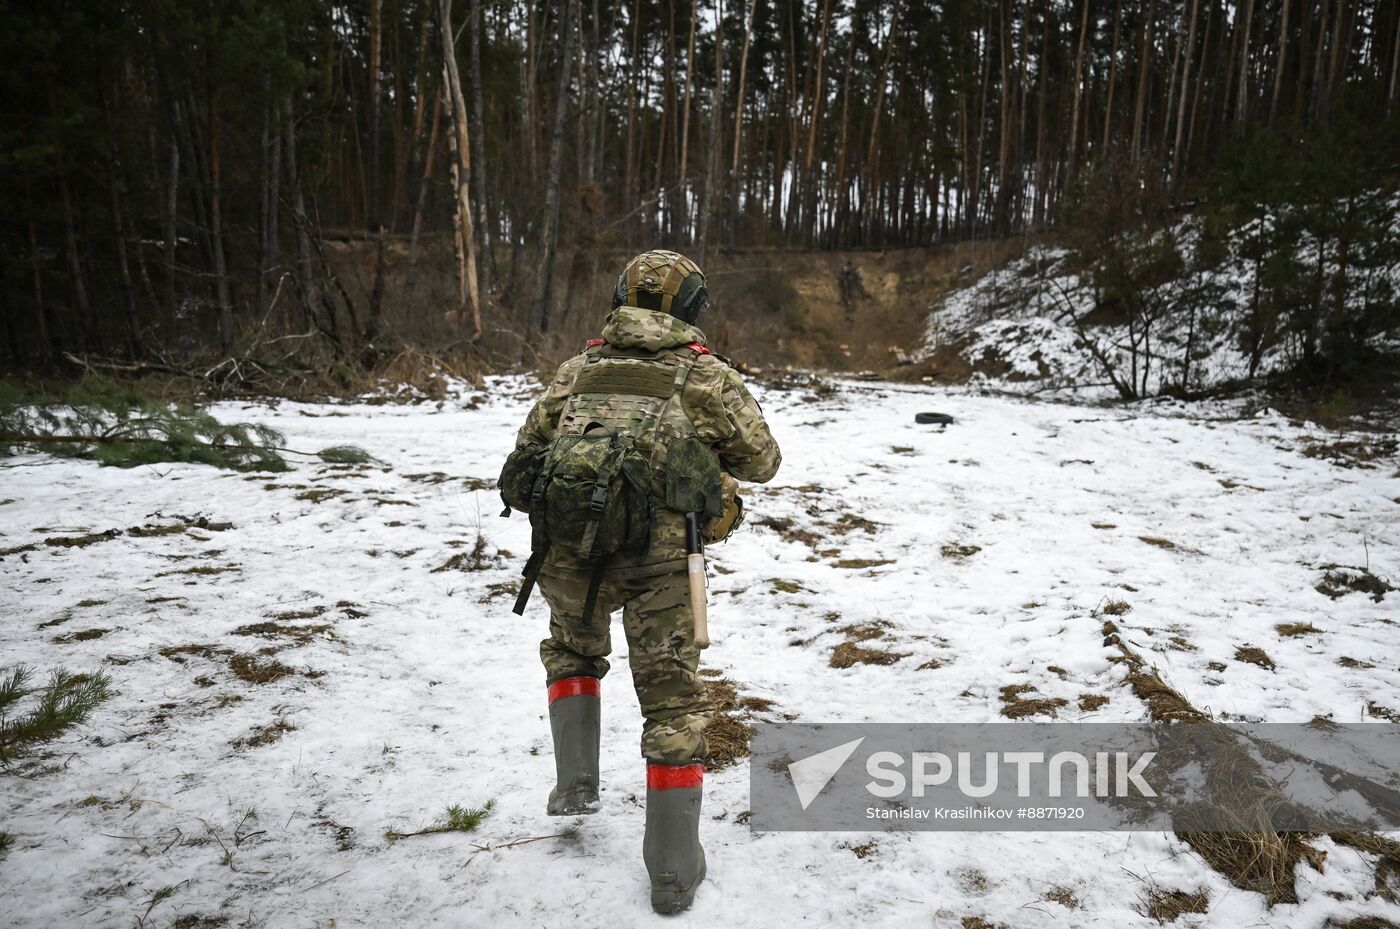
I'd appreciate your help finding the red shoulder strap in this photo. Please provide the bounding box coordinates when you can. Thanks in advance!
[585,338,607,348]
[685,342,712,355]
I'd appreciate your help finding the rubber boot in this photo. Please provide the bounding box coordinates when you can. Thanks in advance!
[643,762,707,914]
[546,676,601,815]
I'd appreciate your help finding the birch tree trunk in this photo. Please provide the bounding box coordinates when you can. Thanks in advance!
[1234,0,1256,128]
[1268,0,1291,126]
[1066,0,1091,182]
[730,0,758,226]
[439,0,481,338]
[679,0,697,240]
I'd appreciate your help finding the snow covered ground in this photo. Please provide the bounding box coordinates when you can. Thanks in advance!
[2,376,1398,928]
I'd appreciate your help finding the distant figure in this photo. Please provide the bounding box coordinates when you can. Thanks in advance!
[839,261,868,318]
[501,250,781,913]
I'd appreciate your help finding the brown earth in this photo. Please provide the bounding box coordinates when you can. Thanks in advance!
[324,235,1021,376]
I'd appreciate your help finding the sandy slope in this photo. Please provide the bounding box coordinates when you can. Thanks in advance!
[1,376,1397,928]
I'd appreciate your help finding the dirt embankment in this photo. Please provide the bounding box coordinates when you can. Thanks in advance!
[697,241,1020,374]
[323,234,1021,377]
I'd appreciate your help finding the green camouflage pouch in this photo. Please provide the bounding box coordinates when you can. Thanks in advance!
[542,428,651,560]
[498,442,548,515]
[664,436,724,518]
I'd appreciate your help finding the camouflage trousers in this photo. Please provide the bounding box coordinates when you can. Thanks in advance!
[537,569,711,765]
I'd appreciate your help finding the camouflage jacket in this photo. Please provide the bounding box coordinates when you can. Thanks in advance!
[516,306,782,577]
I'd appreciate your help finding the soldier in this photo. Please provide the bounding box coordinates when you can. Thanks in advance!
[504,250,781,914]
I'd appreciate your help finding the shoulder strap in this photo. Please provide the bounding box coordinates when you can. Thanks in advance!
[639,352,699,474]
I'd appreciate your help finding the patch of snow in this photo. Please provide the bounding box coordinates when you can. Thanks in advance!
[1,377,1397,927]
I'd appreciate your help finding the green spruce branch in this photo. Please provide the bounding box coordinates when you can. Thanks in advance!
[384,800,495,842]
[0,377,373,472]
[0,666,113,766]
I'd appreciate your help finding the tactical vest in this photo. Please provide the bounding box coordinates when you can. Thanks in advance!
[500,341,714,622]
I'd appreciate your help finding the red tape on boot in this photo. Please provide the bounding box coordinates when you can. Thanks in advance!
[547,676,601,703]
[647,762,705,791]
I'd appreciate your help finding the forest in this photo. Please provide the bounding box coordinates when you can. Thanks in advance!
[3,0,1398,386]
[5,5,1400,925]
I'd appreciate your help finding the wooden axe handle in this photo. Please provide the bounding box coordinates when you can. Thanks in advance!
[688,553,710,649]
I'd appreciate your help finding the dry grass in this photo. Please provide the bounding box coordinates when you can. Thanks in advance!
[127,523,187,538]
[1234,646,1276,671]
[294,488,348,504]
[940,543,982,559]
[830,641,910,668]
[1044,886,1080,908]
[432,536,494,573]
[1302,437,1397,469]
[1275,622,1324,637]
[1323,918,1400,929]
[1177,829,1324,905]
[703,677,777,770]
[1139,536,1177,549]
[960,917,1005,929]
[1120,662,1206,723]
[1367,702,1400,722]
[848,840,878,859]
[1316,565,1394,602]
[171,915,229,929]
[155,564,241,577]
[832,558,895,569]
[272,605,329,621]
[1112,641,1327,904]
[1332,832,1400,903]
[231,621,334,645]
[1101,598,1133,616]
[159,643,227,663]
[52,628,110,643]
[752,516,825,550]
[832,513,881,535]
[44,529,122,549]
[1078,694,1110,712]
[480,581,519,602]
[998,684,1068,719]
[228,653,298,685]
[1143,889,1209,922]
[837,621,892,643]
[232,719,297,749]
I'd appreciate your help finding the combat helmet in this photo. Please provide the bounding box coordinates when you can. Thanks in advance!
[611,250,710,324]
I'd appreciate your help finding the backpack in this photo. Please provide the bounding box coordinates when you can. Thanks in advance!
[499,345,706,623]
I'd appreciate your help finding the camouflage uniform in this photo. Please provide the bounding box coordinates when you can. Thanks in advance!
[515,305,781,763]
